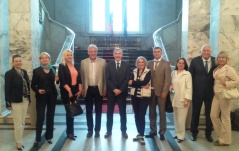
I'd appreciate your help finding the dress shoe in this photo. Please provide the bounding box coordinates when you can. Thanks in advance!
[214,140,229,146]
[160,134,165,141]
[33,142,38,147]
[95,132,100,138]
[177,139,184,143]
[17,147,23,150]
[190,134,197,141]
[145,132,157,138]
[104,132,112,138]
[87,131,93,138]
[122,132,128,139]
[173,136,178,139]
[139,137,145,145]
[47,140,53,144]
[133,134,140,141]
[206,135,213,142]
[67,134,76,140]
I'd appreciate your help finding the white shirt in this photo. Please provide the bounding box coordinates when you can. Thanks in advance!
[115,60,121,69]
[202,57,211,72]
[88,59,96,86]
[153,58,161,70]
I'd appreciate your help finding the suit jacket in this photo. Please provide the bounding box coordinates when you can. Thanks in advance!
[189,56,216,99]
[5,67,31,107]
[80,57,106,96]
[213,64,239,94]
[148,59,171,96]
[31,66,58,97]
[58,63,82,103]
[106,60,130,97]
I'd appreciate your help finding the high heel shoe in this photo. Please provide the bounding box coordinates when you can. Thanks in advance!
[16,143,23,150]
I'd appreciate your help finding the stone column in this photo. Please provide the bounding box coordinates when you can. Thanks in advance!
[8,0,41,126]
[0,0,10,117]
[210,0,239,110]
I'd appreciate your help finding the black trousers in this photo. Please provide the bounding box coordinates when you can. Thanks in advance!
[61,85,78,135]
[106,95,127,133]
[131,96,149,136]
[191,97,213,136]
[35,92,56,142]
[85,86,103,132]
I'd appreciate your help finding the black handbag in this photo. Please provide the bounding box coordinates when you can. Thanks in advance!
[165,92,173,113]
[64,99,83,117]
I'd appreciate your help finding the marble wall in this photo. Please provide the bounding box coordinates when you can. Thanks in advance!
[186,0,211,62]
[0,0,10,116]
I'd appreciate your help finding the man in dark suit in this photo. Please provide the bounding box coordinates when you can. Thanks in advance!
[189,44,216,142]
[145,47,171,141]
[104,48,130,139]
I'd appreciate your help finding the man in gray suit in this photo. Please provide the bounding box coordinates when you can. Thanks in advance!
[145,47,171,140]
[104,48,130,139]
[80,44,106,138]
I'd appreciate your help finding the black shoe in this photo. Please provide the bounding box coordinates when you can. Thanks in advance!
[95,132,100,138]
[17,147,23,151]
[145,132,157,138]
[139,137,145,145]
[160,134,165,141]
[47,140,53,144]
[104,132,112,138]
[87,131,93,138]
[133,134,140,141]
[122,132,128,139]
[67,134,76,140]
[173,136,178,139]
[190,134,197,141]
[33,142,38,147]
[177,139,184,143]
[206,135,213,142]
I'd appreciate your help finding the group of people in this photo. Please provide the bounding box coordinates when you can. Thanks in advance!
[4,44,239,150]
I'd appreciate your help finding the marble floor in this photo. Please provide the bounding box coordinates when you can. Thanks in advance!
[0,105,239,151]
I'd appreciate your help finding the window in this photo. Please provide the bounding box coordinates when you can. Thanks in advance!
[91,0,140,34]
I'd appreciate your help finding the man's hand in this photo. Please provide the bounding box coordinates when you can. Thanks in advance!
[161,92,167,100]
[113,89,121,96]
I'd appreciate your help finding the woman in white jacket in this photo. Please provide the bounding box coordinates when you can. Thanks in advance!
[169,58,192,143]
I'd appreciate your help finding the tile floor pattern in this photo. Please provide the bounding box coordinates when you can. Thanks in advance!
[0,105,239,151]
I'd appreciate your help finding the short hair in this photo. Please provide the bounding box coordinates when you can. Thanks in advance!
[135,56,148,68]
[174,57,189,71]
[61,49,74,66]
[12,54,21,62]
[88,44,98,52]
[153,47,162,51]
[113,47,123,54]
[216,51,230,65]
[39,52,51,60]
[200,44,212,52]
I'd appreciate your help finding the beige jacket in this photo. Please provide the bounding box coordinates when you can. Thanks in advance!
[213,64,239,94]
[80,57,106,97]
[130,68,151,97]
[171,70,192,108]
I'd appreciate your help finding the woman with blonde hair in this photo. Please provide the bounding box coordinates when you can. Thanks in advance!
[5,54,31,150]
[58,49,82,140]
[31,52,58,146]
[210,51,239,146]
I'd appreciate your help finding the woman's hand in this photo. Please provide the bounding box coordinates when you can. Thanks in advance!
[128,80,133,85]
[142,84,149,89]
[55,76,59,81]
[75,90,82,99]
[184,99,189,107]
[68,90,73,98]
[38,89,46,94]
[169,85,173,91]
[7,107,12,111]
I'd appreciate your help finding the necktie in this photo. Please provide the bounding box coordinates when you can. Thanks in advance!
[205,60,208,73]
[117,62,120,70]
[154,61,159,70]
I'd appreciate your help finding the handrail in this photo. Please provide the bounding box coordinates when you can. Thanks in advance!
[39,0,75,66]
[153,10,182,62]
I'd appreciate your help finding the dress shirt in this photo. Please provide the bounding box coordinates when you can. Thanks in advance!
[115,60,121,69]
[154,58,161,70]
[202,57,211,73]
[88,59,96,86]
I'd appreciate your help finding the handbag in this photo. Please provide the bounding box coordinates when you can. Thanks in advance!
[221,70,239,100]
[165,92,173,113]
[222,88,239,100]
[64,99,83,117]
